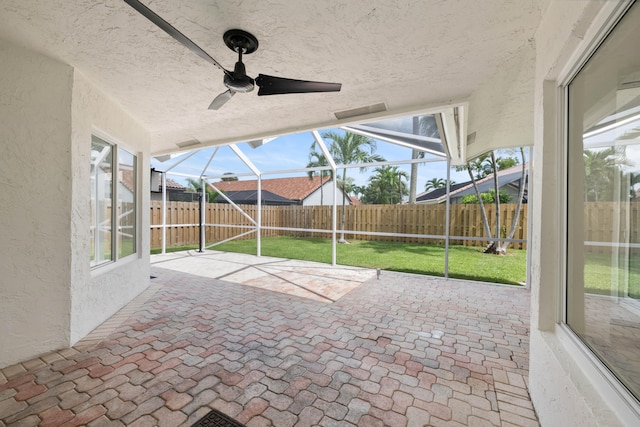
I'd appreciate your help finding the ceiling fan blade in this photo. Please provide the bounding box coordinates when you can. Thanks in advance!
[124,0,229,75]
[255,74,342,96]
[209,90,235,110]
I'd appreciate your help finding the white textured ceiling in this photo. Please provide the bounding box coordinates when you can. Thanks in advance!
[0,0,546,155]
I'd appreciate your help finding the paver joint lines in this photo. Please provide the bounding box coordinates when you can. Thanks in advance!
[0,255,538,426]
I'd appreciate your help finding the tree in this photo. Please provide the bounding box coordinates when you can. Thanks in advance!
[186,178,219,202]
[455,150,525,254]
[461,190,512,204]
[583,147,628,202]
[321,131,385,243]
[306,147,332,205]
[408,149,424,203]
[455,156,494,249]
[362,166,408,204]
[425,178,446,192]
[499,147,527,254]
[407,115,439,203]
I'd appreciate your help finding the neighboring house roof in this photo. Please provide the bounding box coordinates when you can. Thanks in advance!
[152,178,187,193]
[120,169,135,193]
[416,163,528,204]
[165,178,187,191]
[348,195,363,206]
[212,176,333,203]
[218,190,298,206]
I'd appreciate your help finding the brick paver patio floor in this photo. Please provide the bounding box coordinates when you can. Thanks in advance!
[0,251,539,426]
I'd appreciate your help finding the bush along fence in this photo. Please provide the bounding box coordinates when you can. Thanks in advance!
[150,201,529,250]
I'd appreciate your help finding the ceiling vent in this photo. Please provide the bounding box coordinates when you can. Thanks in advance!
[466,132,477,146]
[176,139,201,149]
[334,102,387,120]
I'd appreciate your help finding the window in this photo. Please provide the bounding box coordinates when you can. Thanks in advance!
[90,135,137,267]
[117,148,137,258]
[566,2,640,402]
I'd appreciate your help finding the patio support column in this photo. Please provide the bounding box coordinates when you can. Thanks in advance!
[199,177,205,252]
[257,175,262,257]
[312,131,337,266]
[331,175,337,266]
[161,171,167,255]
[445,158,451,278]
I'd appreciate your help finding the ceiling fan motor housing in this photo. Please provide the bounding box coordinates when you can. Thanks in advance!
[224,61,254,92]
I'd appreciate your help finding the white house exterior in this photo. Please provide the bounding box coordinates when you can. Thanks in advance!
[300,180,351,206]
[213,176,355,207]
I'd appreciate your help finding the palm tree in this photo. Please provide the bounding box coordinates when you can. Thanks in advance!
[498,147,527,254]
[364,166,409,204]
[424,178,446,192]
[306,147,332,205]
[321,131,385,243]
[408,149,424,203]
[583,147,627,202]
[186,178,217,202]
[455,150,526,254]
[407,115,439,203]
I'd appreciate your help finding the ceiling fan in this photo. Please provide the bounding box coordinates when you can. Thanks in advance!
[124,0,342,110]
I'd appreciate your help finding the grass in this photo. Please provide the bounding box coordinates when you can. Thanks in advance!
[151,239,640,295]
[584,251,640,298]
[150,244,200,255]
[170,236,528,286]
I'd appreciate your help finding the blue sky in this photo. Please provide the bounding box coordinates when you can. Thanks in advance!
[150,128,525,195]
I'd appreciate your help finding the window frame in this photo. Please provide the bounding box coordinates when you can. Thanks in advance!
[560,0,640,416]
[90,131,139,269]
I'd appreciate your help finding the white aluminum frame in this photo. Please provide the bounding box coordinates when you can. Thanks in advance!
[153,123,529,277]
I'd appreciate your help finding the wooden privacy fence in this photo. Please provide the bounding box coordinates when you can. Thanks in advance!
[583,202,640,255]
[150,201,529,249]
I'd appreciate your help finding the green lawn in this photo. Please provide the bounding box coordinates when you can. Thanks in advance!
[151,238,640,295]
[165,236,527,286]
[150,244,200,255]
[584,251,640,298]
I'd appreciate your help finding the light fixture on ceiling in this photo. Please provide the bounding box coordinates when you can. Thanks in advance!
[175,139,202,149]
[334,102,387,120]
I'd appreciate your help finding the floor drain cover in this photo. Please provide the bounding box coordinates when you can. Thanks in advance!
[191,408,246,427]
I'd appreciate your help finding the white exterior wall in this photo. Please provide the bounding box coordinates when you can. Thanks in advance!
[530,1,640,425]
[69,71,151,344]
[0,38,151,368]
[467,41,536,160]
[0,39,74,367]
[302,182,348,206]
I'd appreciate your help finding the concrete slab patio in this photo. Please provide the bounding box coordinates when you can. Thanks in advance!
[0,251,538,426]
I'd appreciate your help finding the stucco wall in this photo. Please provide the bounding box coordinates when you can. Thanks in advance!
[530,1,640,425]
[0,39,74,367]
[0,38,151,368]
[70,71,151,344]
[303,182,343,206]
[466,41,536,160]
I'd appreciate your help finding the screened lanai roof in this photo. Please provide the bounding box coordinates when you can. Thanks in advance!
[152,109,465,180]
[342,115,445,157]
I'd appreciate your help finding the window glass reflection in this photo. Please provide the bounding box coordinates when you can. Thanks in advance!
[567,3,640,401]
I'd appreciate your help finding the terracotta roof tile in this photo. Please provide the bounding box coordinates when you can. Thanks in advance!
[165,178,186,190]
[120,170,135,192]
[211,176,330,202]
